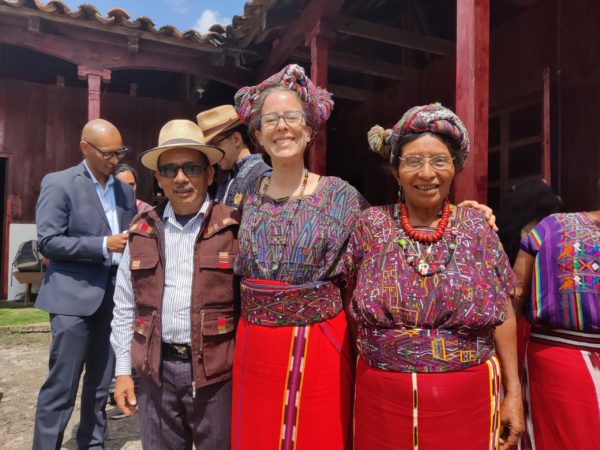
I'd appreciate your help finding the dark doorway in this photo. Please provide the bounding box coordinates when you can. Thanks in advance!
[0,157,7,298]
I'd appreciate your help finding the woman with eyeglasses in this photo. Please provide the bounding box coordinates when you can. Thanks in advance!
[229,64,368,450]
[344,104,524,450]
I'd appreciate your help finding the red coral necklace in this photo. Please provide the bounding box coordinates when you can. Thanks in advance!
[394,199,458,276]
[399,198,451,243]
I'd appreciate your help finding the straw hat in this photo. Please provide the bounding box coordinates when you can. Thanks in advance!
[140,119,224,169]
[196,105,242,144]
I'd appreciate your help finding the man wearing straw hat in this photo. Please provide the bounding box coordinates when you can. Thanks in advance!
[197,105,269,208]
[110,119,240,449]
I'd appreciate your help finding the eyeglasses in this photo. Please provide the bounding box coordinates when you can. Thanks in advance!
[399,155,454,171]
[157,163,207,178]
[85,141,129,160]
[260,111,305,130]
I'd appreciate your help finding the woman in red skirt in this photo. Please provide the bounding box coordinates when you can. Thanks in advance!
[345,103,524,450]
[230,64,368,450]
[513,210,600,450]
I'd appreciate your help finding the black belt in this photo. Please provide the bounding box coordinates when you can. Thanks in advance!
[162,343,192,360]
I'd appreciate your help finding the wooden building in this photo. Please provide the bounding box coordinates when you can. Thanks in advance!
[1,0,598,297]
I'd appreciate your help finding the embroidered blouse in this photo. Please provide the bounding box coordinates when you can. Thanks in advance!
[520,213,600,332]
[234,176,368,284]
[344,205,516,372]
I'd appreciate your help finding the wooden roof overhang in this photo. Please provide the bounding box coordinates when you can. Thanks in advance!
[223,0,457,103]
[0,0,253,88]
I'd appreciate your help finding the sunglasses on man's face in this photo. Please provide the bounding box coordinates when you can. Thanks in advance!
[157,163,207,179]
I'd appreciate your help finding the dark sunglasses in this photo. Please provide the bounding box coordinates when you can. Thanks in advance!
[157,163,207,178]
[85,141,129,160]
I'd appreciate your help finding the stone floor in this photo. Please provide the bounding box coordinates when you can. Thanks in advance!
[0,329,142,450]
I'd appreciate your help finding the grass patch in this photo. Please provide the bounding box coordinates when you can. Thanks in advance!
[0,301,49,327]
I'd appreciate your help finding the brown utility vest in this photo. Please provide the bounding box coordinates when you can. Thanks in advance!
[127,201,240,391]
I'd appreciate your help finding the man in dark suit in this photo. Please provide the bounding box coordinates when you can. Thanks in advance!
[33,119,136,449]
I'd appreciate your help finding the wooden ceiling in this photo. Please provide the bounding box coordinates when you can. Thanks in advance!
[0,0,542,104]
[224,0,540,102]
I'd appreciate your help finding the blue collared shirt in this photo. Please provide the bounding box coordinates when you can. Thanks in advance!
[83,160,121,265]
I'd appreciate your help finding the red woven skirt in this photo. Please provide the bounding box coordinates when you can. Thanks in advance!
[231,313,354,450]
[353,355,502,450]
[521,334,600,450]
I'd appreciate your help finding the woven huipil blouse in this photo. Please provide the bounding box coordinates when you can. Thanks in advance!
[520,212,600,332]
[344,205,516,372]
[234,176,368,283]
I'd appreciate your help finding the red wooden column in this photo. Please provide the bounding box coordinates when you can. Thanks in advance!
[542,67,551,185]
[307,21,334,175]
[454,0,490,202]
[77,66,111,121]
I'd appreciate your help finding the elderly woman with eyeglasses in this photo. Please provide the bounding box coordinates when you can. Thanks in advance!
[344,104,524,450]
[230,64,369,450]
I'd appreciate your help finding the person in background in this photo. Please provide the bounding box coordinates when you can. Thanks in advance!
[33,119,136,449]
[197,105,270,208]
[111,119,239,449]
[513,205,600,450]
[345,103,524,450]
[114,163,153,213]
[496,176,562,377]
[497,175,561,265]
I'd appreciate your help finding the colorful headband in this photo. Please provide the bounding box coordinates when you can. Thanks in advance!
[368,103,470,165]
[234,64,333,136]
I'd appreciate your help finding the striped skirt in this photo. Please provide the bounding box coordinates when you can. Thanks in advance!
[231,313,353,450]
[521,329,600,450]
[353,355,502,450]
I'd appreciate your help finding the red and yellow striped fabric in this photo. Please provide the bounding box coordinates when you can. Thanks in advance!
[353,355,502,450]
[231,313,353,450]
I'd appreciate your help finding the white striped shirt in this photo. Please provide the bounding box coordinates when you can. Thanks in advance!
[110,197,211,377]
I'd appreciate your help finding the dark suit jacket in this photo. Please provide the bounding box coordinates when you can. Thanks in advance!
[35,161,136,316]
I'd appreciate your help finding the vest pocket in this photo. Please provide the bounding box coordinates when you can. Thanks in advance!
[197,253,238,306]
[131,311,156,377]
[198,253,238,271]
[201,314,236,378]
[130,254,159,271]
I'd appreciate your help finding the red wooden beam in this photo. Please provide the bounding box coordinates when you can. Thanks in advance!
[257,0,345,80]
[0,23,251,88]
[542,67,551,185]
[454,0,490,203]
[307,22,333,176]
[78,66,111,121]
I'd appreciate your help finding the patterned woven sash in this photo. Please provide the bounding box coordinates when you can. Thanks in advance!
[359,327,496,373]
[530,326,600,351]
[240,279,343,326]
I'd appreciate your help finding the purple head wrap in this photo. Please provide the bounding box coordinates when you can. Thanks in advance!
[234,64,333,138]
[368,103,470,171]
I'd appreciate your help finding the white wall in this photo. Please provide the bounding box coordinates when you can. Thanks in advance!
[7,223,38,301]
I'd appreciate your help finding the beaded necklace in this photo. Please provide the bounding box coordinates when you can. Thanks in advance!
[250,168,309,275]
[393,201,458,276]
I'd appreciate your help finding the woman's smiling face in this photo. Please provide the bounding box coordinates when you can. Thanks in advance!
[255,90,312,164]
[396,134,455,210]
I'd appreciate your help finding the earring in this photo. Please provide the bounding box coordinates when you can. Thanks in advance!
[397,186,403,203]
